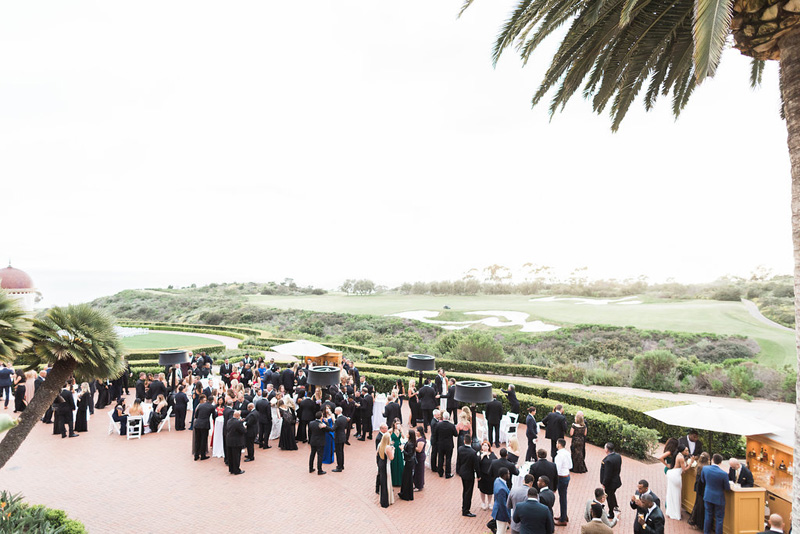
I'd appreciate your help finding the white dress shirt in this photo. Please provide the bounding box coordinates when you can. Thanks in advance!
[555,448,573,476]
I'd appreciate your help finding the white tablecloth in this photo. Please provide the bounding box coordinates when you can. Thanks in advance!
[512,461,534,488]
[212,416,225,458]
[372,395,387,429]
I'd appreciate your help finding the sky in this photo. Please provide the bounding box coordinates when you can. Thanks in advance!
[0,1,792,306]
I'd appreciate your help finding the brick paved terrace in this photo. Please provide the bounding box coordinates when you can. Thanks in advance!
[2,400,695,534]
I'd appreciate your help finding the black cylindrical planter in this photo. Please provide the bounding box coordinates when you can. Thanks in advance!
[159,349,189,366]
[307,365,341,387]
[407,353,436,383]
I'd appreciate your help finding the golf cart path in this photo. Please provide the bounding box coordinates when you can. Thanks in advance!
[463,371,794,434]
[741,298,795,332]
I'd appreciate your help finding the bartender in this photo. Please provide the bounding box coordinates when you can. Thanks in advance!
[727,458,754,487]
[679,429,704,458]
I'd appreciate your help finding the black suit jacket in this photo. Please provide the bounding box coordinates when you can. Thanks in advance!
[360,394,373,415]
[333,415,349,443]
[485,399,504,424]
[226,418,246,447]
[728,466,754,487]
[298,398,316,422]
[600,452,622,490]
[244,411,258,438]
[135,379,146,400]
[383,401,401,424]
[173,392,189,408]
[57,388,75,413]
[308,419,333,447]
[513,499,555,534]
[541,411,568,440]
[418,385,437,410]
[538,488,556,512]
[633,506,665,534]
[491,457,520,483]
[219,363,233,379]
[147,380,166,401]
[457,444,480,479]
[434,374,444,395]
[281,368,295,391]
[446,385,457,411]
[193,402,215,430]
[529,459,558,491]
[630,490,662,512]
[430,418,440,447]
[436,420,457,451]
[678,436,704,457]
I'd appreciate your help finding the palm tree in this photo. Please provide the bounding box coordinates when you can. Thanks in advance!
[461,0,800,529]
[0,292,32,361]
[0,304,125,471]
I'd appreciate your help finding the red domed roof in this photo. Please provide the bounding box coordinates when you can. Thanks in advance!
[0,266,34,290]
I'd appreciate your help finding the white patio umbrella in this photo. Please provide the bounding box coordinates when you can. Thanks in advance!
[270,339,336,357]
[644,403,780,436]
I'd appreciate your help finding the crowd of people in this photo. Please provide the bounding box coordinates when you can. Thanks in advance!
[1,358,789,534]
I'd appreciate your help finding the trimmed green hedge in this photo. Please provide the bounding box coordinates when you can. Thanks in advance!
[361,371,658,459]
[118,321,267,339]
[370,356,550,379]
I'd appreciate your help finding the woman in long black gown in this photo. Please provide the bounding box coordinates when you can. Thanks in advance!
[689,452,711,529]
[74,383,91,433]
[13,370,26,413]
[95,380,109,409]
[398,428,417,501]
[278,400,298,450]
[377,433,394,508]
[569,412,588,473]
[149,394,168,433]
[407,380,422,427]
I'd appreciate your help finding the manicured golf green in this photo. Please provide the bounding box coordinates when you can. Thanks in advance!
[121,332,223,351]
[247,293,796,368]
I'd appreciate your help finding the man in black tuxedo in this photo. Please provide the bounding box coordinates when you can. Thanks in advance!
[359,376,373,395]
[219,359,233,386]
[332,406,349,472]
[192,395,214,461]
[634,494,664,534]
[446,379,458,420]
[173,384,189,431]
[434,369,445,396]
[281,366,295,395]
[308,411,334,475]
[678,429,704,458]
[244,403,258,462]
[600,442,623,518]
[255,393,272,448]
[221,400,234,465]
[342,394,356,444]
[530,449,558,491]
[135,372,147,401]
[430,409,442,473]
[418,379,437,431]
[358,388,373,440]
[512,487,555,534]
[501,384,521,415]
[541,405,568,460]
[485,393,504,448]
[56,382,78,438]
[383,395,402,426]
[241,364,253,389]
[241,353,254,368]
[457,433,480,517]
[728,458,754,487]
[525,406,539,461]
[226,411,247,475]
[147,374,167,402]
[295,391,315,443]
[436,411,458,478]
[630,479,661,512]
[492,448,520,488]
[537,476,556,515]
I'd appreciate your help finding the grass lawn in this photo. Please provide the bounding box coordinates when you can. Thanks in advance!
[246,293,796,368]
[121,333,223,351]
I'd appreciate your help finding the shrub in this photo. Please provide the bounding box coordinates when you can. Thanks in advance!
[0,491,87,533]
[632,351,678,392]
[452,331,505,363]
[711,287,742,301]
[549,363,586,383]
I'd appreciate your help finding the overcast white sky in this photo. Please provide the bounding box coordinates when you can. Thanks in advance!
[0,1,792,305]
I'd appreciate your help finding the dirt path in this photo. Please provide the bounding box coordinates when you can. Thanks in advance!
[741,298,795,332]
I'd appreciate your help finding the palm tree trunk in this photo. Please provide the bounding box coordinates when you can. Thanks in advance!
[780,26,800,534]
[0,359,77,471]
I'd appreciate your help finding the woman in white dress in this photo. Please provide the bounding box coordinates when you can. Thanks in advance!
[269,397,283,440]
[666,445,690,519]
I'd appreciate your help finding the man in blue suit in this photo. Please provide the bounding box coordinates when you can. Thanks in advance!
[700,454,730,534]
[525,406,538,461]
[513,486,555,534]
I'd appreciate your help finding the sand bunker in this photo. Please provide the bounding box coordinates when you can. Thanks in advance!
[529,296,642,305]
[390,310,560,332]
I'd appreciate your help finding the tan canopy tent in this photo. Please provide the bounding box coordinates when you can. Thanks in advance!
[270,339,343,367]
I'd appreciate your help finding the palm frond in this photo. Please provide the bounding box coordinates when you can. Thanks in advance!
[750,58,765,88]
[0,292,32,362]
[692,0,733,82]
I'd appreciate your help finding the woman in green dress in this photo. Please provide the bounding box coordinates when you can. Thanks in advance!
[390,419,405,486]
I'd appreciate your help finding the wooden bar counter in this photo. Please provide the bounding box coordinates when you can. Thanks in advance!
[681,468,766,534]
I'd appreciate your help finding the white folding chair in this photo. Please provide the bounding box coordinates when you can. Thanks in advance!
[127,416,142,440]
[157,407,173,433]
[107,410,121,435]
